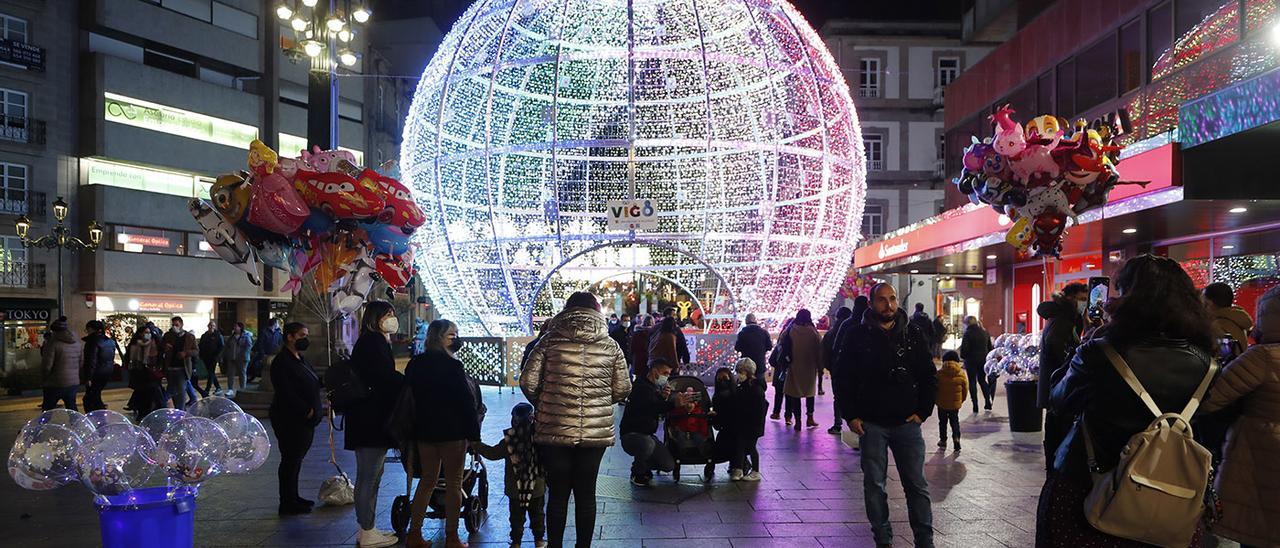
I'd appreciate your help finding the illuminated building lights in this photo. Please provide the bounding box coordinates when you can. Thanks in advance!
[404,0,866,336]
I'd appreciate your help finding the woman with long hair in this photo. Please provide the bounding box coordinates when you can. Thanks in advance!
[768,317,795,421]
[346,300,405,548]
[781,309,823,431]
[521,292,631,548]
[404,319,480,548]
[1036,254,1216,547]
[648,316,689,370]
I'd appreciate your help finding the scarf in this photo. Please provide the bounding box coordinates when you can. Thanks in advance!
[504,420,542,508]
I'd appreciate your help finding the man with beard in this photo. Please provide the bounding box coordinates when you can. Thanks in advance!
[835,283,936,548]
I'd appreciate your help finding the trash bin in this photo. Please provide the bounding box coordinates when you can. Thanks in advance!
[1005,379,1042,432]
[95,486,197,548]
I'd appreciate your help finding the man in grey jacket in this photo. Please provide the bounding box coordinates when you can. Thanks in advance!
[41,317,83,411]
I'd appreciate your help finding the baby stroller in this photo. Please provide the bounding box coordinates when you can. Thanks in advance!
[390,444,490,535]
[663,375,717,481]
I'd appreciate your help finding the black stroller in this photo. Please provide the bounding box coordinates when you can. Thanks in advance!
[662,375,718,481]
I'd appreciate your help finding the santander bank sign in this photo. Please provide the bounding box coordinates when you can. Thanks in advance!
[876,241,908,260]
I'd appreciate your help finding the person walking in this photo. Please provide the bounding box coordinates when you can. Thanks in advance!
[124,330,163,421]
[835,283,937,548]
[822,307,852,434]
[628,315,655,381]
[521,292,630,548]
[730,358,767,480]
[40,317,82,412]
[475,403,548,548]
[768,318,794,421]
[221,323,253,398]
[346,301,404,548]
[1036,282,1088,468]
[734,313,773,383]
[648,316,690,372]
[932,316,947,358]
[829,296,870,435]
[269,322,322,516]
[957,316,993,414]
[1204,282,1254,352]
[910,303,936,355]
[609,313,632,365]
[404,318,481,548]
[935,350,967,452]
[1199,284,1280,548]
[781,309,822,431]
[620,358,685,485]
[161,317,197,410]
[198,321,224,397]
[1036,254,1216,546]
[249,318,283,383]
[81,320,117,412]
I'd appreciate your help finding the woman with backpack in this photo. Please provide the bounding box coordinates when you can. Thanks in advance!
[346,300,404,548]
[1200,285,1280,548]
[1035,255,1217,547]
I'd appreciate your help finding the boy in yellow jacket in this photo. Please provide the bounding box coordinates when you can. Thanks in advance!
[936,351,968,451]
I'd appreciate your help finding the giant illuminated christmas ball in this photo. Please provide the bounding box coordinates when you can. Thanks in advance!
[404,0,866,336]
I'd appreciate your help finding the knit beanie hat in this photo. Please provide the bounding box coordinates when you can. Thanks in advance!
[735,358,756,377]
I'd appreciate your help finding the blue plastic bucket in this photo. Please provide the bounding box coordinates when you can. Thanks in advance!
[94,486,197,548]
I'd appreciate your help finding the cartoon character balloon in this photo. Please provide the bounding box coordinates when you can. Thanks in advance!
[189,199,262,285]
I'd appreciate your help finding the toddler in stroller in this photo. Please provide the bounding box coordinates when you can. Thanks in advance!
[474,403,547,548]
[663,376,718,481]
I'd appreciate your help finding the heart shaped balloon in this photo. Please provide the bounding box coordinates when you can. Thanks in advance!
[247,172,309,235]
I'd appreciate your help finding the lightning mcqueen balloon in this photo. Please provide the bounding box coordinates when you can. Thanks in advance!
[292,171,385,220]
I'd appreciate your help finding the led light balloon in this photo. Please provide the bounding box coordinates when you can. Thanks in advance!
[403,0,866,335]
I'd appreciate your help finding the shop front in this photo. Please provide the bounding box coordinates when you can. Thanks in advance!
[0,298,58,394]
[93,295,216,340]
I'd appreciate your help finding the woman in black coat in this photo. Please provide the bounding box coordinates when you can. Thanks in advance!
[268,322,322,516]
[345,301,405,547]
[1035,255,1217,547]
[404,319,480,548]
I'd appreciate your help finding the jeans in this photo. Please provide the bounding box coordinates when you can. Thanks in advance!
[276,423,315,505]
[83,372,111,412]
[353,447,388,530]
[539,444,605,548]
[785,395,815,420]
[227,360,248,392]
[771,384,785,416]
[184,380,198,404]
[199,355,221,394]
[965,364,992,410]
[41,385,78,412]
[860,421,934,547]
[509,494,546,543]
[410,440,467,536]
[166,369,189,410]
[937,409,960,443]
[620,433,674,478]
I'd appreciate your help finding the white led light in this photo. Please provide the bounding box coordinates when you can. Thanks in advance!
[1122,228,1138,234]
[1229,207,1247,213]
[275,4,293,20]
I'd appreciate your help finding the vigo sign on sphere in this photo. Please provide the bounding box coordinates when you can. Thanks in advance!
[607,199,659,231]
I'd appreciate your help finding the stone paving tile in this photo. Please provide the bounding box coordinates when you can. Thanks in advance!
[644,539,732,548]
[682,522,772,538]
[729,536,822,547]
[716,509,800,523]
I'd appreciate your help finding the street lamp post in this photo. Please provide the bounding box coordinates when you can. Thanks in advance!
[275,0,370,151]
[14,196,103,317]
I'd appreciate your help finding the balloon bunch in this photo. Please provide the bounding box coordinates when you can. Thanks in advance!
[984,333,1041,382]
[190,140,423,318]
[8,399,271,499]
[954,105,1143,257]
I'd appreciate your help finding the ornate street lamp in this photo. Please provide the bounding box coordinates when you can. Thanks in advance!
[276,0,367,71]
[14,196,102,317]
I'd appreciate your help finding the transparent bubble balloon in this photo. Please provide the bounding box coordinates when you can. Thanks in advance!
[75,423,158,496]
[140,409,189,442]
[214,412,271,474]
[34,409,96,443]
[9,422,82,490]
[190,396,243,420]
[157,417,229,485]
[86,409,132,433]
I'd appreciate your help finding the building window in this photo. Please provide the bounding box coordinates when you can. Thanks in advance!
[1,162,27,214]
[110,225,186,255]
[1076,32,1117,113]
[185,233,219,258]
[937,133,945,162]
[1119,20,1142,94]
[863,134,884,171]
[861,203,885,239]
[937,57,960,87]
[858,58,880,98]
[0,87,28,141]
[104,92,258,149]
[1147,2,1173,83]
[1055,59,1075,116]
[0,14,27,43]
[0,234,27,288]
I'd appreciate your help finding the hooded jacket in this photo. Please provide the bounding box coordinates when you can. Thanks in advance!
[834,308,938,427]
[935,360,969,411]
[521,307,631,447]
[81,332,117,380]
[959,323,992,367]
[42,327,82,388]
[1036,297,1083,409]
[1211,304,1254,350]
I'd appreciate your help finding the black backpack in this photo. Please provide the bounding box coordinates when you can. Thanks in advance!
[324,358,371,413]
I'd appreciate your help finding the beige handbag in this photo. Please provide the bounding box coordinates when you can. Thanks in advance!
[1081,342,1216,547]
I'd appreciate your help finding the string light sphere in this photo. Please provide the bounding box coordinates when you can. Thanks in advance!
[403,0,866,336]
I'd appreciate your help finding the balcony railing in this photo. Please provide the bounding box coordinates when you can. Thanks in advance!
[0,262,47,289]
[0,38,44,72]
[0,191,46,218]
[0,116,46,145]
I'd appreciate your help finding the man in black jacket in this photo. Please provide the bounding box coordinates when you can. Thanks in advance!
[198,321,224,397]
[619,358,689,486]
[829,296,869,435]
[733,313,772,382]
[81,320,117,412]
[609,314,632,365]
[835,283,936,548]
[1036,282,1088,471]
[822,306,852,434]
[958,316,994,413]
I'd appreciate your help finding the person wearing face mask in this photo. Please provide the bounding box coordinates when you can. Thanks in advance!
[161,317,198,410]
[269,322,322,516]
[125,328,162,421]
[1036,282,1089,472]
[619,358,686,486]
[345,300,405,548]
[609,313,632,367]
[221,322,253,398]
[403,318,481,548]
[730,358,767,481]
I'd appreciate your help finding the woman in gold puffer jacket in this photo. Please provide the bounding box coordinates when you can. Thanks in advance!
[520,291,630,548]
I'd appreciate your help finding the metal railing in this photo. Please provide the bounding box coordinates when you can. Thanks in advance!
[0,262,46,289]
[0,116,46,145]
[0,191,45,217]
[0,38,44,72]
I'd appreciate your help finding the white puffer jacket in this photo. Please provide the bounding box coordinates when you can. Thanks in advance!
[520,307,631,447]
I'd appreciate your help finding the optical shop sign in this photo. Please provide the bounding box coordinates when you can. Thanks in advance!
[607,199,659,231]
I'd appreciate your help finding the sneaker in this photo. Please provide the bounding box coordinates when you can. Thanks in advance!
[954,442,962,452]
[703,463,715,481]
[631,475,650,487]
[827,425,842,435]
[937,439,947,449]
[730,468,743,481]
[224,389,236,399]
[743,471,762,482]
[357,528,400,548]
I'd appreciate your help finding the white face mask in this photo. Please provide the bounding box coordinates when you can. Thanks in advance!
[380,316,400,334]
[655,375,669,388]
[171,325,183,334]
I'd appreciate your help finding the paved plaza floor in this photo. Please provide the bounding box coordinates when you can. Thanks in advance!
[1,381,1049,547]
